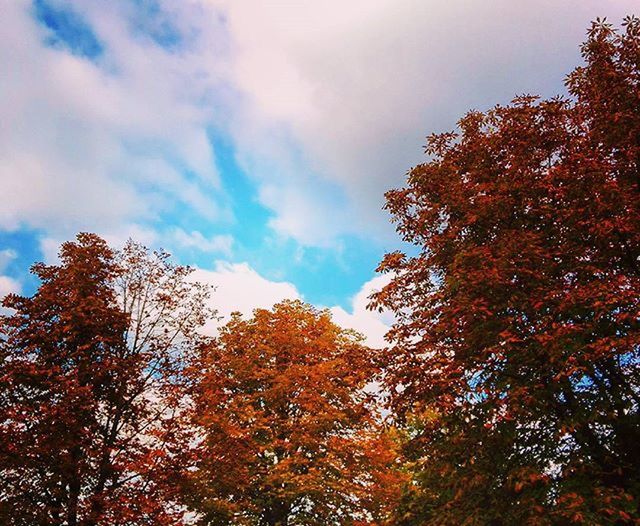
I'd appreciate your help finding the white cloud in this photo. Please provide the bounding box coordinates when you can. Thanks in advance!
[192,260,394,346]
[39,223,159,264]
[39,237,62,266]
[3,0,637,249]
[191,261,302,335]
[0,0,226,238]
[0,276,21,314]
[330,274,394,348]
[0,249,22,313]
[210,0,639,243]
[0,276,20,297]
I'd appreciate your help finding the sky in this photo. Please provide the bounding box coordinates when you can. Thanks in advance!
[0,0,637,345]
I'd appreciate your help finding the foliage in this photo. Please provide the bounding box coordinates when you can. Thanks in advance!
[0,234,212,525]
[371,17,640,526]
[186,300,404,526]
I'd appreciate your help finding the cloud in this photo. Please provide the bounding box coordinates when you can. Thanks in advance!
[0,250,21,310]
[0,276,20,298]
[211,0,639,243]
[0,275,21,314]
[0,0,226,238]
[39,223,159,264]
[0,249,18,273]
[330,274,394,348]
[170,228,233,256]
[192,260,393,346]
[3,0,637,251]
[191,261,302,335]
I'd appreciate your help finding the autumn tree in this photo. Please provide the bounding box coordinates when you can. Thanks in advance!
[0,233,213,525]
[186,300,403,526]
[371,18,640,525]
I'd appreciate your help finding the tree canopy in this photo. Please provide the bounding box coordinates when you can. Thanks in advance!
[0,16,639,526]
[186,300,402,526]
[0,234,211,525]
[371,17,640,525]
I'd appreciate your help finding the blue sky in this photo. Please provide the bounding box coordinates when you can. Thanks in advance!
[1,0,637,344]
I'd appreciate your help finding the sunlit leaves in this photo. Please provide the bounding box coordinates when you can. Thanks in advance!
[186,301,403,526]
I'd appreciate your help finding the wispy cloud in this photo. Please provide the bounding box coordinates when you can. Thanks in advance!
[3,0,637,248]
[171,228,233,256]
[0,248,21,307]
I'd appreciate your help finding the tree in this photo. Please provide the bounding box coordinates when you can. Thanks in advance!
[371,18,640,525]
[0,233,212,525]
[186,300,403,526]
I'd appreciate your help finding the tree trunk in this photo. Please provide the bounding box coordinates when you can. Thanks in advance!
[67,446,82,526]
